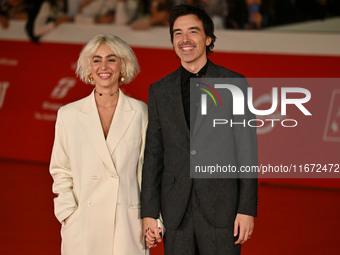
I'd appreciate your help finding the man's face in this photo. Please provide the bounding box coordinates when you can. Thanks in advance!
[172,14,212,69]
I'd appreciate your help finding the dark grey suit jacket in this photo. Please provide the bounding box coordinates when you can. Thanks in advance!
[141,60,258,230]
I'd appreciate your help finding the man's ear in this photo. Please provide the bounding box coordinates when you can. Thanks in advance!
[206,36,212,46]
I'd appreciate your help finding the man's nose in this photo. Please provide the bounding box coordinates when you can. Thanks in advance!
[182,33,190,42]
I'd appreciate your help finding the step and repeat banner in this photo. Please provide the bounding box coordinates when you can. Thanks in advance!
[1,22,340,188]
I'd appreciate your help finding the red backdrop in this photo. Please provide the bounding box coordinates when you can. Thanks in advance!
[0,40,340,188]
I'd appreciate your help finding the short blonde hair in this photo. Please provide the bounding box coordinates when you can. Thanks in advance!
[76,34,140,85]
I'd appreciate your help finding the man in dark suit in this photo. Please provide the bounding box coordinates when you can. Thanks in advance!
[141,4,258,255]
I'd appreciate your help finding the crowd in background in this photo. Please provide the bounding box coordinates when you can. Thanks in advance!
[1,0,340,42]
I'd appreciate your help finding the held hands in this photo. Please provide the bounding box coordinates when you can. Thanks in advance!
[234,213,254,245]
[143,217,163,248]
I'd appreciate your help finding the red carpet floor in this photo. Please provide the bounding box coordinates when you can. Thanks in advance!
[1,159,340,255]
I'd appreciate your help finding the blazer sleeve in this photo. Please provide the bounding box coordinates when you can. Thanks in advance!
[141,84,164,219]
[137,104,148,197]
[234,78,258,217]
[49,109,78,223]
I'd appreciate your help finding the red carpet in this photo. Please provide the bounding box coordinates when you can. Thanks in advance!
[1,159,340,255]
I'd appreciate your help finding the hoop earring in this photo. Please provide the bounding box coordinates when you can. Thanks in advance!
[88,73,94,84]
[120,72,125,83]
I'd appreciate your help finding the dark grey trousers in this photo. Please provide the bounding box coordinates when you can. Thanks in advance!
[164,184,241,255]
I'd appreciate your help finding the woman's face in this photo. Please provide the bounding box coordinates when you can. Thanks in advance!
[90,44,122,88]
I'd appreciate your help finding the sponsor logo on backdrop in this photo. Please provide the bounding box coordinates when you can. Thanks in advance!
[34,78,76,121]
[50,78,76,99]
[0,82,9,109]
[323,89,340,142]
[0,58,18,66]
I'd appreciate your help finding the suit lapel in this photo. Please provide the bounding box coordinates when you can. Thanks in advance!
[172,70,190,138]
[191,61,216,137]
[106,89,135,155]
[77,90,117,174]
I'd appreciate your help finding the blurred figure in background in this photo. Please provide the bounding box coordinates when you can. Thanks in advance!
[66,0,83,17]
[295,0,340,21]
[226,0,274,29]
[272,0,301,26]
[131,0,171,30]
[25,0,72,43]
[0,0,28,29]
[175,0,228,28]
[75,0,139,25]
[132,0,228,30]
[225,0,246,29]
[245,0,274,29]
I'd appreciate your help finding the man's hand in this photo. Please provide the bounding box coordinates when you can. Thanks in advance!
[234,213,254,244]
[143,217,163,248]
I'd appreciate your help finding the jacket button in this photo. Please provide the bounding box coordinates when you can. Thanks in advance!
[191,150,197,155]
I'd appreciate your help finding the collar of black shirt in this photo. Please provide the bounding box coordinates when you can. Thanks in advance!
[180,59,209,86]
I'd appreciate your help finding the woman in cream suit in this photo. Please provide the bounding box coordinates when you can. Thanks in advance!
[50,34,154,255]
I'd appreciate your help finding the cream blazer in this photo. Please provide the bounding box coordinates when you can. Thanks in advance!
[50,89,151,255]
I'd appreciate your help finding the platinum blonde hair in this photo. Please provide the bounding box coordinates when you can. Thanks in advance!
[76,34,140,85]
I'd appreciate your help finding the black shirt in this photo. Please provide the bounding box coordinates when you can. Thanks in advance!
[180,61,208,129]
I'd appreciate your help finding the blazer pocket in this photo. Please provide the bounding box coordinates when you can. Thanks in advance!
[62,207,81,229]
[161,173,175,185]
